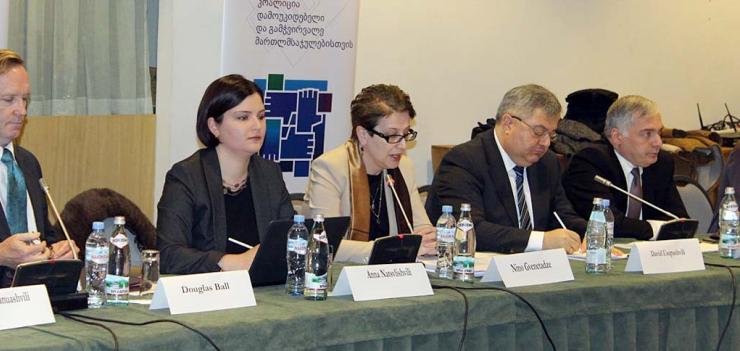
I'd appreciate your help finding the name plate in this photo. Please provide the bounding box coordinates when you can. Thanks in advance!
[0,285,55,330]
[331,263,433,301]
[150,270,256,314]
[625,238,705,274]
[480,248,574,287]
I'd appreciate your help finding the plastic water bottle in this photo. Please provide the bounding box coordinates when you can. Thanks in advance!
[286,214,308,296]
[602,199,615,271]
[435,205,456,279]
[304,214,329,300]
[105,216,130,305]
[585,198,608,273]
[453,203,476,282]
[85,221,108,308]
[719,187,739,258]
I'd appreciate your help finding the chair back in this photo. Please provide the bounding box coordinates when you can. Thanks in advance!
[675,175,714,233]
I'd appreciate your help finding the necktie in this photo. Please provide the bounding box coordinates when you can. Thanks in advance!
[627,167,642,219]
[2,148,28,234]
[514,166,532,230]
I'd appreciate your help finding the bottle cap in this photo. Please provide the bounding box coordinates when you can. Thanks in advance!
[294,214,305,223]
[602,199,610,207]
[461,203,471,211]
[92,221,105,230]
[442,205,453,213]
[592,197,602,204]
[313,214,325,222]
[114,216,126,225]
[727,187,736,195]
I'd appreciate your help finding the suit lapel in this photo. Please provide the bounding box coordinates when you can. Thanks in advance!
[485,132,519,226]
[527,162,548,229]
[248,155,271,243]
[607,145,629,209]
[15,149,45,235]
[201,148,227,252]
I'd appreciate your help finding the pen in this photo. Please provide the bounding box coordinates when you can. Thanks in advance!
[553,211,567,230]
[228,237,254,249]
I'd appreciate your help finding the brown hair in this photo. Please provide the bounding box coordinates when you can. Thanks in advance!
[350,84,416,139]
[0,49,25,75]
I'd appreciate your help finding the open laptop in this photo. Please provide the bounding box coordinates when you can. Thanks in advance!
[249,216,349,287]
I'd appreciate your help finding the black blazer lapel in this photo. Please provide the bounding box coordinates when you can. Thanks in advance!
[201,148,227,252]
[248,155,272,243]
[606,144,629,210]
[15,151,46,235]
[527,162,549,230]
[484,132,519,227]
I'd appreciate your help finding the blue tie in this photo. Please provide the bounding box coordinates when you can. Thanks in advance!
[514,166,532,230]
[2,148,27,234]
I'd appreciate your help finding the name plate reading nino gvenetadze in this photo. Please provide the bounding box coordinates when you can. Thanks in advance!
[480,248,574,288]
[331,263,433,301]
[0,284,55,331]
[625,238,704,274]
[150,270,256,314]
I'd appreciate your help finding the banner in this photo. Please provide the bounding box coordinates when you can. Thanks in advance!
[222,0,359,192]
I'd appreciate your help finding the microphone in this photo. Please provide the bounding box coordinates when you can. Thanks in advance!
[385,174,414,233]
[38,179,78,260]
[593,175,679,220]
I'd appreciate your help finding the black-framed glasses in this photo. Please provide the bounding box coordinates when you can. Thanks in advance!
[509,115,557,141]
[366,128,418,144]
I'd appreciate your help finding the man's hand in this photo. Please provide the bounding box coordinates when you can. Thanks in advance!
[49,240,80,260]
[218,244,260,271]
[412,225,437,256]
[542,228,581,254]
[0,232,49,268]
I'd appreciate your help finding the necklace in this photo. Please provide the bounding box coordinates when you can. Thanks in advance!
[223,177,247,196]
[370,178,384,224]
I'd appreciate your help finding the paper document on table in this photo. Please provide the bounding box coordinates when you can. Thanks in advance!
[419,251,500,277]
[568,250,628,261]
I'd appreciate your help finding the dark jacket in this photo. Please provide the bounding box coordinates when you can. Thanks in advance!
[425,130,587,253]
[157,148,294,274]
[562,141,688,240]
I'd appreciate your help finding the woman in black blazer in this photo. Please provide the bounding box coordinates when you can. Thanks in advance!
[157,74,294,274]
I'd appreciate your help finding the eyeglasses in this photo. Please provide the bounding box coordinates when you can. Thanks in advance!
[366,128,418,144]
[509,115,557,141]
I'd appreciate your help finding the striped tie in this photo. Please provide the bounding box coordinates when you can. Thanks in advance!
[514,166,532,230]
[2,148,28,234]
[627,167,642,219]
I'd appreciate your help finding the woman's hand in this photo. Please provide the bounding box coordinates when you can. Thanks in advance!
[217,244,260,271]
[413,225,437,256]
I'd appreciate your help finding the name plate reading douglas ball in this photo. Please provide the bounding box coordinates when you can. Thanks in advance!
[625,239,704,274]
[331,263,433,301]
[150,270,256,314]
[480,248,574,288]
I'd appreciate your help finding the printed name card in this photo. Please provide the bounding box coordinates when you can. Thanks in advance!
[331,263,433,301]
[480,248,574,288]
[150,270,256,314]
[625,238,704,274]
[0,285,55,330]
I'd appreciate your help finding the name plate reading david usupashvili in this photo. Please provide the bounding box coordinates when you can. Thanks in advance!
[150,270,256,314]
[0,285,55,330]
[480,248,574,288]
[331,263,433,301]
[625,238,704,274]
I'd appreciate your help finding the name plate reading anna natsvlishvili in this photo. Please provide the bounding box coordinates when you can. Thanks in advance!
[480,248,574,288]
[150,270,256,314]
[331,263,433,301]
[625,238,704,274]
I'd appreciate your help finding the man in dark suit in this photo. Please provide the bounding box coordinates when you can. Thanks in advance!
[0,49,76,287]
[426,84,587,253]
[563,95,688,240]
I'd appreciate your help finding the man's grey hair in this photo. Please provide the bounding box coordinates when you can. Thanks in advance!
[495,84,562,123]
[604,95,658,136]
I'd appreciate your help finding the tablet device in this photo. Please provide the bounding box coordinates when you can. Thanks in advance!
[11,259,83,296]
[367,234,422,265]
[656,219,699,240]
[249,216,349,287]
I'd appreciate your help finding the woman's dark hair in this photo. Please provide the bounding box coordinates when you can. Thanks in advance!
[350,84,416,140]
[196,74,264,147]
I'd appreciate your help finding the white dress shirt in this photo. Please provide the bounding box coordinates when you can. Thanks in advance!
[493,132,543,251]
[0,143,38,233]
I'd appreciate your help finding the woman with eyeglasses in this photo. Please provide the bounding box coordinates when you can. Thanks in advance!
[304,84,435,260]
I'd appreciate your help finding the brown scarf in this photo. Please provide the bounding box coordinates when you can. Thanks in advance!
[346,140,413,240]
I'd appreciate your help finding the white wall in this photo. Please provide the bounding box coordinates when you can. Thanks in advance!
[156,0,740,210]
[353,0,740,186]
